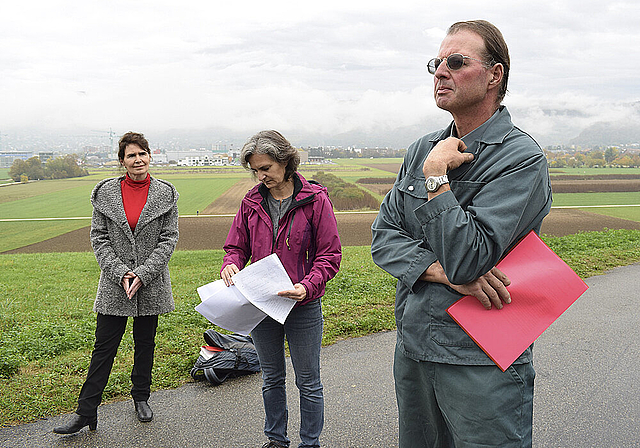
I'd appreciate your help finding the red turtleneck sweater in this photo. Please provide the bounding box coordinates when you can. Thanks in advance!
[121,173,150,231]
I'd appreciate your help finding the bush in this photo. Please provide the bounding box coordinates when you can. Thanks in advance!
[311,171,380,211]
[9,155,89,182]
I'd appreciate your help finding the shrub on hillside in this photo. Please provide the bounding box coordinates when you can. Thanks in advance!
[311,171,380,211]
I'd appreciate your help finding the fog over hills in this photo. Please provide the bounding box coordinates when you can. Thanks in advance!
[569,102,640,147]
[3,101,639,153]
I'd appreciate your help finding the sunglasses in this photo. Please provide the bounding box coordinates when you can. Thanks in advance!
[427,53,494,74]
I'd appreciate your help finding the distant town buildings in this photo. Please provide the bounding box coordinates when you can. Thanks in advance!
[2,133,639,171]
[176,153,230,166]
[0,152,32,168]
[0,151,56,168]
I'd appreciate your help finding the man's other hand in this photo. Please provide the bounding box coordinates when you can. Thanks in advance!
[450,267,511,310]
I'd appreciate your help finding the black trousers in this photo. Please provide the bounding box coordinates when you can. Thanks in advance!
[76,313,158,417]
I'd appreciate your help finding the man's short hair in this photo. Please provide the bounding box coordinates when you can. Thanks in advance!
[447,20,510,104]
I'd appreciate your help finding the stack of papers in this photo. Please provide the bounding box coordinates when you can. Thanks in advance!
[447,231,589,371]
[196,254,297,335]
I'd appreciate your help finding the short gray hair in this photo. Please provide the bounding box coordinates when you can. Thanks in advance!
[240,130,300,181]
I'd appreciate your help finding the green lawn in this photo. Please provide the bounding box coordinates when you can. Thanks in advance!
[1,231,640,426]
[0,246,397,425]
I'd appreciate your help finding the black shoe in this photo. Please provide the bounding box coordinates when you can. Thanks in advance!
[261,441,288,448]
[53,413,97,434]
[134,400,153,422]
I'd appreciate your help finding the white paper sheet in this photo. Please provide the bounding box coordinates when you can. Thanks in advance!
[232,254,296,325]
[195,280,267,335]
[195,254,297,334]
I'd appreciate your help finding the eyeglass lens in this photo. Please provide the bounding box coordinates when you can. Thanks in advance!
[427,54,466,74]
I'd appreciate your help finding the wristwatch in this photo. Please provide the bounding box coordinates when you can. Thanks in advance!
[425,174,449,192]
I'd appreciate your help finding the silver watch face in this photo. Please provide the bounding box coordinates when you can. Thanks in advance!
[426,177,437,191]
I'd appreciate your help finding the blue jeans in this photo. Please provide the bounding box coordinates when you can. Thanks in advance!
[394,344,535,448]
[251,299,324,448]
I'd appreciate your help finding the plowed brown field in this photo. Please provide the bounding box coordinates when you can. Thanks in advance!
[5,208,640,254]
[4,172,639,254]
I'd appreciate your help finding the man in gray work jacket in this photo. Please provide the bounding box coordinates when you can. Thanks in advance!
[371,20,552,448]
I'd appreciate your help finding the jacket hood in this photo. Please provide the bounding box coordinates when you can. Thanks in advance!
[243,172,326,208]
[91,176,179,234]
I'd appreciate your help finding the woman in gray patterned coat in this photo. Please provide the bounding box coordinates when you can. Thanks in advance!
[54,132,179,435]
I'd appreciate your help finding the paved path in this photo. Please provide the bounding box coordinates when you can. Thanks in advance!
[1,264,639,447]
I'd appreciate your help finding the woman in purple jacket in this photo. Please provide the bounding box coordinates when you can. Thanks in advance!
[221,130,341,448]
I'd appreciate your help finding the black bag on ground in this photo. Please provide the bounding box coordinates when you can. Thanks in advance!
[190,330,261,385]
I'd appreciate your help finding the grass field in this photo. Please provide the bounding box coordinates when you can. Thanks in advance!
[1,230,640,426]
[552,192,640,206]
[0,169,247,251]
[0,220,91,252]
[549,167,640,176]
[585,206,640,221]
[2,161,640,252]
[0,162,397,251]
[552,192,640,222]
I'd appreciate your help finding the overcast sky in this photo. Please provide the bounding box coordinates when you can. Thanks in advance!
[1,0,639,147]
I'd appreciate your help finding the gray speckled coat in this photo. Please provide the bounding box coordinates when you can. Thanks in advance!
[90,175,179,317]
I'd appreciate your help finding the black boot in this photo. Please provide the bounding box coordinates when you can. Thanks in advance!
[53,413,97,434]
[134,400,153,422]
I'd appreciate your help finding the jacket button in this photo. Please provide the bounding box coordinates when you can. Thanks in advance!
[408,185,414,191]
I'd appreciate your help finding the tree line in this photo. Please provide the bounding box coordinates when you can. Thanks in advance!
[544,147,640,168]
[9,155,89,182]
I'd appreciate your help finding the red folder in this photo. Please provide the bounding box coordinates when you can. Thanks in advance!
[446,231,588,371]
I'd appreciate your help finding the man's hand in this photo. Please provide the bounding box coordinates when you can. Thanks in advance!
[450,267,511,310]
[421,262,511,310]
[422,137,474,177]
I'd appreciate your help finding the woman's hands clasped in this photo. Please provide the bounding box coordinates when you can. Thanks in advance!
[121,271,142,300]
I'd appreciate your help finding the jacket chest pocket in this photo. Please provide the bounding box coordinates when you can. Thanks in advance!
[449,180,485,208]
